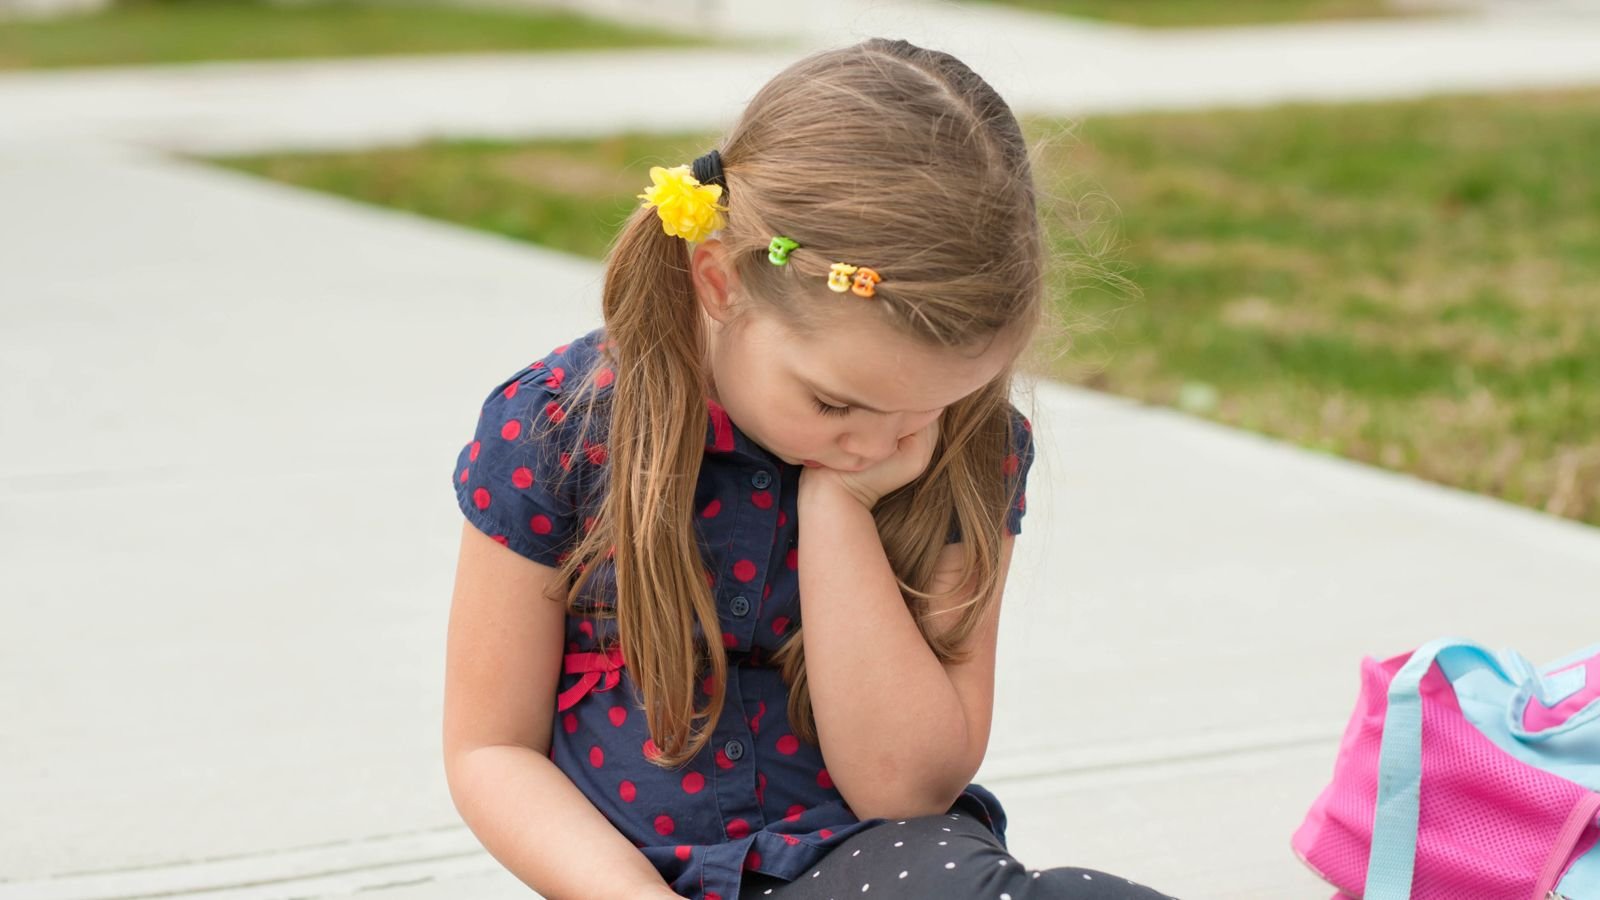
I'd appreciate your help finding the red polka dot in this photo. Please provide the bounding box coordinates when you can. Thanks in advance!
[585,441,608,466]
[786,548,798,571]
[817,768,833,789]
[473,487,491,510]
[558,451,573,471]
[543,366,565,390]
[763,584,772,600]
[562,713,577,734]
[751,490,773,509]
[458,467,469,484]
[707,894,721,900]
[819,828,833,839]
[674,844,691,861]
[511,466,533,489]
[701,498,722,518]
[578,620,593,639]
[596,368,616,389]
[644,738,661,762]
[468,440,481,461]
[491,535,508,547]
[620,780,636,802]
[744,851,762,871]
[682,772,705,793]
[722,632,737,649]
[530,515,552,535]
[589,746,604,767]
[777,734,799,755]
[544,401,566,423]
[1003,453,1020,476]
[554,343,569,353]
[715,748,733,770]
[732,560,757,582]
[654,815,675,836]
[777,510,787,527]
[772,616,790,635]
[1022,417,1032,432]
[531,360,546,370]
[785,805,806,822]
[500,419,521,441]
[608,706,627,727]
[584,515,597,532]
[701,674,715,695]
[727,819,750,839]
[782,834,800,846]
[1019,492,1027,512]
[757,771,767,803]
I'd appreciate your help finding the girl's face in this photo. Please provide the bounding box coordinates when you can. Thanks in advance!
[692,242,1019,473]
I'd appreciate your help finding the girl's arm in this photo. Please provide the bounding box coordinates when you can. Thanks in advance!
[795,477,981,822]
[444,521,680,899]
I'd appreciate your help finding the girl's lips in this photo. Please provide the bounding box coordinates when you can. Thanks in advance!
[802,459,823,468]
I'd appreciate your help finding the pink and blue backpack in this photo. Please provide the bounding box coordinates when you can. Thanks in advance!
[1293,637,1600,899]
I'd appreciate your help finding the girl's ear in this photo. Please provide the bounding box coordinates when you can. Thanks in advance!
[691,239,742,327]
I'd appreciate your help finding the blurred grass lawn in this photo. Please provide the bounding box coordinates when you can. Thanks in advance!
[968,0,1446,27]
[0,0,716,70]
[205,88,1600,527]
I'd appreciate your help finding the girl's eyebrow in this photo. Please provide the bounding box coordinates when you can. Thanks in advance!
[804,376,892,413]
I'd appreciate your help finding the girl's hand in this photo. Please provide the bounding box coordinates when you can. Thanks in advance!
[799,414,942,510]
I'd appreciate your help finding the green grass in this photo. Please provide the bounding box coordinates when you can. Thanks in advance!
[203,87,1600,528]
[0,0,718,71]
[967,0,1446,27]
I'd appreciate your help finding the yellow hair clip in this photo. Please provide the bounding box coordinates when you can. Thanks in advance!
[637,164,727,243]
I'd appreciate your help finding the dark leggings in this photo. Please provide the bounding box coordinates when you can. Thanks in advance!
[739,812,1179,899]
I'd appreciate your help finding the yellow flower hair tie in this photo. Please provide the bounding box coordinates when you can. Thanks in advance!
[637,152,728,243]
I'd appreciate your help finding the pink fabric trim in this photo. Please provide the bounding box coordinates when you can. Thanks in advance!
[557,646,625,712]
[1524,656,1600,733]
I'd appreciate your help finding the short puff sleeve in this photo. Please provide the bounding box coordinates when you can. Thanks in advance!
[946,404,1036,544]
[451,369,586,568]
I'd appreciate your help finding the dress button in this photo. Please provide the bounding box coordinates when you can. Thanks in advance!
[730,594,750,617]
[751,470,772,490]
[724,739,745,761]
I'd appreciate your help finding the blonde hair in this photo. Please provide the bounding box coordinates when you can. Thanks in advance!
[540,38,1067,768]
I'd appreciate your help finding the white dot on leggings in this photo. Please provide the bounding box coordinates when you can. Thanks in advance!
[1033,872,1041,879]
[1083,873,1093,880]
[1002,895,1011,900]
[893,841,903,847]
[897,821,906,825]
[764,891,772,896]
[812,871,821,878]
[938,841,947,846]
[998,860,1008,866]
[853,850,861,856]
[899,871,908,879]
[861,884,869,892]
[945,862,956,869]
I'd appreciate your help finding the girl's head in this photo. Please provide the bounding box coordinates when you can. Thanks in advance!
[554,37,1060,767]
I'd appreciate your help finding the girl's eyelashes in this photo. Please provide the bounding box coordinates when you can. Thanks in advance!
[812,397,851,417]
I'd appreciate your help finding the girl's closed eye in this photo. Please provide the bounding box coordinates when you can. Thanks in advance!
[812,397,851,417]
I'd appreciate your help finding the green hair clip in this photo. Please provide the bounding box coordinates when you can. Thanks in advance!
[767,235,800,266]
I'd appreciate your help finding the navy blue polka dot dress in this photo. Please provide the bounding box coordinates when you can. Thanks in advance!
[452,326,1036,900]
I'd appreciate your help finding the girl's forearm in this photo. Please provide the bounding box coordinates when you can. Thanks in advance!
[447,743,678,899]
[796,477,973,822]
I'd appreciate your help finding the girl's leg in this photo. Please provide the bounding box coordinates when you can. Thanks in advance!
[739,811,1179,899]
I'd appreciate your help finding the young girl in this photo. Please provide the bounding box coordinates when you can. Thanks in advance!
[443,37,1178,900]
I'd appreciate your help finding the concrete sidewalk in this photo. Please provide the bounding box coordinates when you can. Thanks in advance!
[4,3,1600,898]
[4,138,1599,900]
[3,1,1600,155]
